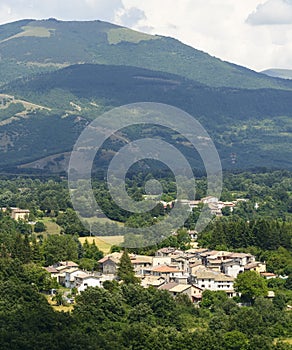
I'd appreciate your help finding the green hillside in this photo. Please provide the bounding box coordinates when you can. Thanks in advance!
[1,64,292,171]
[0,19,291,172]
[0,18,292,90]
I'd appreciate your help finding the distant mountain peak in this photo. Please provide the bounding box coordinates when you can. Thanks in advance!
[261,68,292,80]
[0,18,291,90]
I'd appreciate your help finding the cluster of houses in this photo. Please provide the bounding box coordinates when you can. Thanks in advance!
[160,196,248,217]
[45,247,275,303]
[44,261,115,294]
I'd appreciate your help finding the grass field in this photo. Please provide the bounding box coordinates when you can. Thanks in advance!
[79,235,124,254]
[40,217,61,235]
[1,25,53,43]
[83,217,124,226]
[107,27,158,45]
[45,295,74,313]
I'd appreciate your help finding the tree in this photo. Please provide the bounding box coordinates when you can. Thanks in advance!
[53,290,66,306]
[23,263,57,291]
[117,250,139,284]
[285,275,292,290]
[78,258,97,271]
[222,331,249,350]
[42,234,79,266]
[83,240,103,261]
[34,221,46,233]
[234,271,268,302]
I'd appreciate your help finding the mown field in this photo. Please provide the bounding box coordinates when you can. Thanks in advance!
[79,235,124,254]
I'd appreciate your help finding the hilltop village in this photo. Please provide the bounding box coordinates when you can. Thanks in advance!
[44,246,275,303]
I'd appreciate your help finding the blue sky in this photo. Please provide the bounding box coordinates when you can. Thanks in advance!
[1,0,292,71]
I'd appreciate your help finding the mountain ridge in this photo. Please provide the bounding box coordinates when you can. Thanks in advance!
[0,19,291,172]
[261,69,292,80]
[1,18,292,90]
[1,63,292,171]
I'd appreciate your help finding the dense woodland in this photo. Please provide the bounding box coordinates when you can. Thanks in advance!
[0,170,292,349]
[2,62,292,170]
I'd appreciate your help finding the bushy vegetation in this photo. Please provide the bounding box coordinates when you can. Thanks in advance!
[0,254,292,349]
[0,170,291,348]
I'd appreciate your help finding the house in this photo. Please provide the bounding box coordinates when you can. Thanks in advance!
[226,253,255,267]
[74,273,102,293]
[98,252,122,275]
[64,268,83,289]
[11,208,30,220]
[159,282,192,300]
[192,267,235,297]
[152,256,172,267]
[191,285,203,303]
[99,252,153,276]
[261,272,277,279]
[200,250,232,266]
[160,200,174,209]
[151,265,183,282]
[55,261,79,268]
[221,259,244,278]
[1,207,30,221]
[201,196,219,204]
[44,266,59,281]
[189,262,205,276]
[206,258,223,272]
[171,256,189,273]
[141,276,166,288]
[172,274,189,285]
[130,255,153,275]
[244,261,266,273]
[155,247,177,257]
[53,263,79,285]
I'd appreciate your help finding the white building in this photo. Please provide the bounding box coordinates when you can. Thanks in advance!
[64,268,83,289]
[221,260,244,278]
[192,267,235,297]
[75,273,102,293]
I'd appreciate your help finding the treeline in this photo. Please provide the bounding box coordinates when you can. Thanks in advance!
[199,218,292,251]
[198,217,292,275]
[0,169,291,218]
[0,212,103,271]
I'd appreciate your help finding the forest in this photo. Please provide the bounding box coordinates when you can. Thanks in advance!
[0,169,292,349]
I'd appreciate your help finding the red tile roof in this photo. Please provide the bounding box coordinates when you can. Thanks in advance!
[152,266,180,273]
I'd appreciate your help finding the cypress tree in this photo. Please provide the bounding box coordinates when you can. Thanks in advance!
[117,250,139,284]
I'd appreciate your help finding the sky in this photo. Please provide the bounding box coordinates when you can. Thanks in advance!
[0,0,292,71]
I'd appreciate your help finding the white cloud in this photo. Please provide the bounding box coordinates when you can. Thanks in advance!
[121,0,292,71]
[116,7,146,27]
[246,0,292,25]
[0,0,124,24]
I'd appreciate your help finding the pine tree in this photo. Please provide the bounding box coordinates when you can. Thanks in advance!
[22,234,32,263]
[31,237,43,264]
[117,250,139,284]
